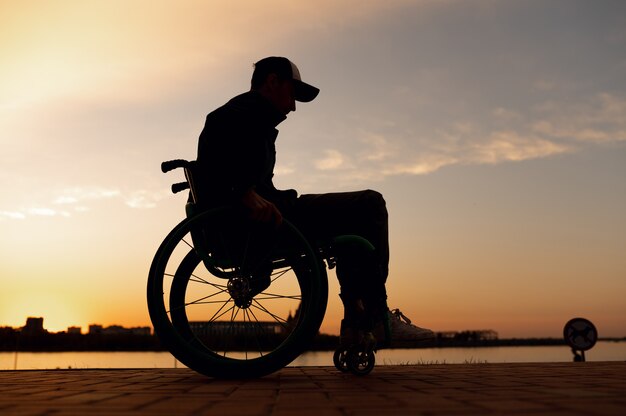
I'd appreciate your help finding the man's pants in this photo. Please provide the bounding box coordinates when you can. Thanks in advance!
[283,190,389,304]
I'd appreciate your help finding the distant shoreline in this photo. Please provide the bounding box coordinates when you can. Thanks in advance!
[1,335,624,353]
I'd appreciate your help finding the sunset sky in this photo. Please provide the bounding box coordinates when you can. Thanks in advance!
[1,0,625,338]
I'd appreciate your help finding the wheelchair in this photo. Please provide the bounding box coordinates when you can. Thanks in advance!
[147,159,381,378]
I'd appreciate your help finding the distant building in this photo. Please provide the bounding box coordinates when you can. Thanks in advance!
[436,330,499,342]
[188,321,284,337]
[102,325,126,335]
[89,324,103,335]
[67,326,82,335]
[88,324,151,336]
[129,327,151,336]
[22,317,46,335]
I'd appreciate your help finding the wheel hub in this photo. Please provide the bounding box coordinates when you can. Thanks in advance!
[228,276,253,308]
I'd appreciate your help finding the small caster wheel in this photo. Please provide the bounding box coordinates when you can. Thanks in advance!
[347,346,375,376]
[333,349,350,373]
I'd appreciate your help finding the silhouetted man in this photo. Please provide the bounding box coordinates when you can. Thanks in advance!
[196,56,433,347]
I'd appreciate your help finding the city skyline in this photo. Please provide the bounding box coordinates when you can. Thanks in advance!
[3,316,151,335]
[9,316,623,343]
[1,1,625,338]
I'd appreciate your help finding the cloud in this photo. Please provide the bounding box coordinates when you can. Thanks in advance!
[274,165,295,176]
[315,149,349,171]
[299,124,573,189]
[53,196,79,204]
[492,107,523,122]
[374,132,568,179]
[292,94,622,191]
[533,121,626,144]
[54,187,121,203]
[333,92,623,184]
[124,190,166,209]
[26,208,71,218]
[0,186,167,221]
[532,93,626,143]
[57,187,167,210]
[27,208,57,216]
[305,94,625,188]
[358,133,396,162]
[382,155,458,176]
[469,131,570,164]
[0,211,26,220]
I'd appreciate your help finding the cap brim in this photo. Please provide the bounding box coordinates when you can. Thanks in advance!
[293,80,319,102]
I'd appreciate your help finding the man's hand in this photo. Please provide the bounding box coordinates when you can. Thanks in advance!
[240,189,283,226]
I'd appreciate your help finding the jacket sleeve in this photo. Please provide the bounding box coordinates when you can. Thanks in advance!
[197,111,268,201]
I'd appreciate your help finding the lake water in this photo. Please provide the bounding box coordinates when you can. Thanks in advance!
[2,341,624,370]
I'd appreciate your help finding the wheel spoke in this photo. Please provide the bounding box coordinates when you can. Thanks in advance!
[207,300,236,323]
[167,287,229,314]
[189,272,226,287]
[254,292,301,301]
[182,237,194,250]
[148,208,326,378]
[270,268,291,282]
[250,299,291,331]
[246,307,266,357]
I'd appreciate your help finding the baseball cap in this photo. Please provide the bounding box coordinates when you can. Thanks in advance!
[252,57,320,102]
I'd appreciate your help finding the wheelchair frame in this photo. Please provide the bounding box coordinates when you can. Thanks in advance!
[147,159,377,378]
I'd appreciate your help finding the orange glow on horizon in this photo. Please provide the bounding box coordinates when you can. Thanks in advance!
[2,1,625,342]
[2,294,84,333]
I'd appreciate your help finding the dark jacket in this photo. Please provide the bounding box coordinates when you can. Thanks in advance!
[196,91,296,207]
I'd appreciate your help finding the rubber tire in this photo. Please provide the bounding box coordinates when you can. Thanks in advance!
[333,348,350,373]
[347,347,375,376]
[147,207,328,378]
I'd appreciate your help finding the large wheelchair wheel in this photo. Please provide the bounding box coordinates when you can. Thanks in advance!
[147,207,328,378]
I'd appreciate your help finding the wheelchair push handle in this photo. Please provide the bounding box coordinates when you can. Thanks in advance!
[171,182,190,194]
[161,159,191,173]
[161,159,197,196]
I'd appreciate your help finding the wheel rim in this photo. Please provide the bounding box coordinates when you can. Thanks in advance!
[333,349,350,373]
[169,249,308,360]
[347,348,375,375]
[148,208,327,377]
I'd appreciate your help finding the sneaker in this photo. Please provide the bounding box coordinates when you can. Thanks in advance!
[388,308,435,345]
